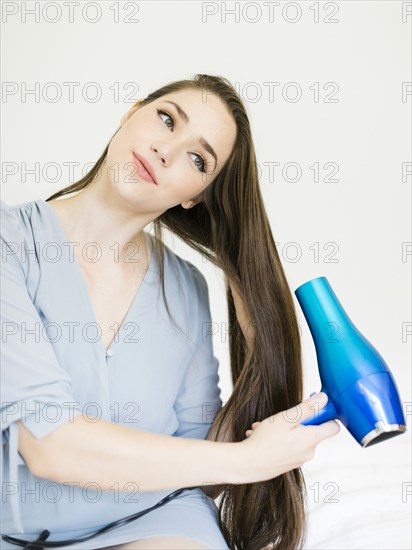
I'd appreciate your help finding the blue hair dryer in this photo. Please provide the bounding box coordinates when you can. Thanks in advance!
[295,276,407,447]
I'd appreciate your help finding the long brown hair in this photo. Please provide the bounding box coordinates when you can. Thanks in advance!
[46,74,308,550]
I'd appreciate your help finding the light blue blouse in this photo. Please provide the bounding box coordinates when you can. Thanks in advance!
[0,199,229,549]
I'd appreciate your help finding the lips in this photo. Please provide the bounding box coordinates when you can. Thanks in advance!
[132,152,157,185]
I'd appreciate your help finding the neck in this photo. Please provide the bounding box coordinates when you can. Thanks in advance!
[48,180,154,266]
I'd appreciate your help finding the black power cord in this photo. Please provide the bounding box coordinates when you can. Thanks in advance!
[1,486,197,549]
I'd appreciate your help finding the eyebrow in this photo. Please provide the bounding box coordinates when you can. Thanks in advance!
[163,100,218,171]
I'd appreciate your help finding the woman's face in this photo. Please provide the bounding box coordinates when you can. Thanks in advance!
[107,88,237,213]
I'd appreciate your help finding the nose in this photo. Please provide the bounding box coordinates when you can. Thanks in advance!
[151,135,186,167]
[151,144,165,166]
[151,142,175,167]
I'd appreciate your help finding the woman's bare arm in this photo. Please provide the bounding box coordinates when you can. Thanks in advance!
[17,391,341,499]
[17,415,246,493]
[203,419,233,499]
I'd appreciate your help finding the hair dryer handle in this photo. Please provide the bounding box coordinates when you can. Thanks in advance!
[300,396,338,426]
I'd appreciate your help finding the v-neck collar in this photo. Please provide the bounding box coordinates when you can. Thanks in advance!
[37,198,157,357]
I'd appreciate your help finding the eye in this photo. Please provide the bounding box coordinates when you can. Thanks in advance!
[189,153,206,173]
[157,109,174,130]
[157,108,207,174]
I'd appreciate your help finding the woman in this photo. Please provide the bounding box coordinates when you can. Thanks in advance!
[1,74,339,550]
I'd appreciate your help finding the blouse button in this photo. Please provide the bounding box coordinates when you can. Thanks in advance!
[106,349,114,357]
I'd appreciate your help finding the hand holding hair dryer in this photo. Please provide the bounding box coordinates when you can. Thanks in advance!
[295,276,407,447]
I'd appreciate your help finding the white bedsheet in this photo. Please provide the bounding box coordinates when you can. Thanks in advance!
[303,423,411,549]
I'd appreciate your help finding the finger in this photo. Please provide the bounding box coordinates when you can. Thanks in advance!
[304,419,341,443]
[319,419,341,438]
[282,393,329,426]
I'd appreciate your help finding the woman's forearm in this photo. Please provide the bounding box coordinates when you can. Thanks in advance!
[19,415,245,493]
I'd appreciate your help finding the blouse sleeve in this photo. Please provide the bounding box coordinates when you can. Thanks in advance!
[1,200,84,442]
[172,263,223,440]
[1,200,84,532]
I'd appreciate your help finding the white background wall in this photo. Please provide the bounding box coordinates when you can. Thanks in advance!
[2,1,411,548]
